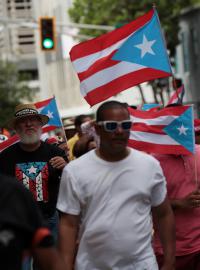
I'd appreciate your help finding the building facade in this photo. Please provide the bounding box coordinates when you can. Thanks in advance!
[176,4,200,117]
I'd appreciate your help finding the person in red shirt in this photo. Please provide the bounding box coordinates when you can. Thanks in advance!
[153,145,200,269]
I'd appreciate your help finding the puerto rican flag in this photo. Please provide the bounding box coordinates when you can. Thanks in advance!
[128,105,195,155]
[0,97,62,152]
[16,162,49,202]
[70,9,172,106]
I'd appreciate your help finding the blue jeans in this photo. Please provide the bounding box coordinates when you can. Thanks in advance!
[46,210,59,244]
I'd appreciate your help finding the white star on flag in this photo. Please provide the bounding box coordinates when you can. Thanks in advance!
[47,110,53,119]
[135,34,156,58]
[28,165,37,174]
[177,124,189,135]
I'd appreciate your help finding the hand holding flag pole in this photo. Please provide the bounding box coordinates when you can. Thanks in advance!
[0,97,64,152]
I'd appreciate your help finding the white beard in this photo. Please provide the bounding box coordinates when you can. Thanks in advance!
[19,129,42,144]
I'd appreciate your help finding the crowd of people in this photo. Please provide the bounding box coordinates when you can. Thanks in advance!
[0,99,200,270]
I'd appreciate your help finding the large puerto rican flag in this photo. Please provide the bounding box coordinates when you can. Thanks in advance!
[0,97,62,152]
[70,9,172,106]
[128,105,195,155]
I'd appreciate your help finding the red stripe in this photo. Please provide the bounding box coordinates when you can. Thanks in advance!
[78,50,118,81]
[35,97,53,109]
[42,126,58,133]
[128,139,191,155]
[167,86,183,105]
[128,105,189,119]
[0,134,19,151]
[70,10,154,61]
[132,123,166,134]
[85,68,171,106]
[42,164,49,202]
[29,177,37,201]
[15,166,23,184]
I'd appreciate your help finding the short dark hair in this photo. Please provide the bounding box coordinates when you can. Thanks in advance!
[96,101,129,122]
[74,114,89,128]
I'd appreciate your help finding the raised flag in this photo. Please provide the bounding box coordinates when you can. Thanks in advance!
[128,105,195,155]
[35,96,62,133]
[70,9,172,106]
[166,85,185,105]
[0,97,62,152]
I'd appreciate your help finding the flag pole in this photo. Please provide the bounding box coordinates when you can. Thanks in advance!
[52,95,68,143]
[172,76,181,103]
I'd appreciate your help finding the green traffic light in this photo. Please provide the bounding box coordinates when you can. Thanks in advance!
[43,38,54,49]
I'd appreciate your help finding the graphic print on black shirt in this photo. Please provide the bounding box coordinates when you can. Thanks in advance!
[16,162,49,202]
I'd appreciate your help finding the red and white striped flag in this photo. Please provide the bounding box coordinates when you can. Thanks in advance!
[70,9,172,106]
[166,85,185,105]
[0,97,62,152]
[128,105,195,155]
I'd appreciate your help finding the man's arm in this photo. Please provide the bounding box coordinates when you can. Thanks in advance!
[33,247,66,270]
[58,212,80,270]
[152,197,175,270]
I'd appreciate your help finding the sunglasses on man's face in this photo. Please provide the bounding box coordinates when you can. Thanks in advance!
[97,120,132,132]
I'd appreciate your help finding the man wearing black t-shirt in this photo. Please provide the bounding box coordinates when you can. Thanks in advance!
[0,174,66,270]
[0,104,68,241]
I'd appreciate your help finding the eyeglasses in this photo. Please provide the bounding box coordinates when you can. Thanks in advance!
[97,120,132,132]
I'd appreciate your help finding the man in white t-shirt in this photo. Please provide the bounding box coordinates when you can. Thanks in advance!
[57,101,175,270]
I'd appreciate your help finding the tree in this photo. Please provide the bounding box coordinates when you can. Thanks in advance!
[0,60,35,129]
[69,0,199,104]
[69,0,198,55]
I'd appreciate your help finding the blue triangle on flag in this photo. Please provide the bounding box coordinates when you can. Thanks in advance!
[142,103,160,111]
[40,98,62,127]
[112,12,171,73]
[163,107,195,153]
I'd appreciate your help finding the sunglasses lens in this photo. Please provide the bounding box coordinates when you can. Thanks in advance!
[121,121,132,130]
[105,122,118,131]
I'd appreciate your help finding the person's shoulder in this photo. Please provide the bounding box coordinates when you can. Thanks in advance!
[129,148,162,169]
[66,150,94,169]
[130,148,157,161]
[67,134,79,145]
[41,141,64,154]
[0,142,19,156]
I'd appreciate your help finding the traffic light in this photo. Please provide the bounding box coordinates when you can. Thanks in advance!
[39,17,56,51]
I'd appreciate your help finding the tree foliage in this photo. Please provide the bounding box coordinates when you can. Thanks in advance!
[0,60,35,128]
[69,0,199,56]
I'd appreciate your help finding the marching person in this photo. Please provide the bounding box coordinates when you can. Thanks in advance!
[57,100,175,270]
[153,143,200,269]
[0,103,68,241]
[67,114,92,161]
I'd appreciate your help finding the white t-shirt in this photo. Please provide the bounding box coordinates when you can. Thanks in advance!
[57,148,166,270]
